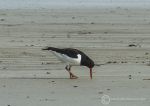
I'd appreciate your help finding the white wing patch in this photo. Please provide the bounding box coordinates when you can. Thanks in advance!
[51,51,81,65]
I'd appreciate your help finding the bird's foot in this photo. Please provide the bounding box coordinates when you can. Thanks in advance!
[70,73,78,79]
[66,65,78,79]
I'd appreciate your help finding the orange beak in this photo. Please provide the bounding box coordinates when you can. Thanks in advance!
[90,68,92,79]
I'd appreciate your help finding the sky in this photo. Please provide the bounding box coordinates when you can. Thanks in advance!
[0,0,150,9]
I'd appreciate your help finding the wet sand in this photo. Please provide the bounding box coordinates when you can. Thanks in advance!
[0,8,150,105]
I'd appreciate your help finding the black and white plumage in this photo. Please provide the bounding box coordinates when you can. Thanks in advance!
[42,47,95,79]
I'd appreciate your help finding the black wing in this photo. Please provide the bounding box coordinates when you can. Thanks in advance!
[42,47,80,58]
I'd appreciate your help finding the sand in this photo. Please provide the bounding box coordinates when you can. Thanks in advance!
[0,8,150,106]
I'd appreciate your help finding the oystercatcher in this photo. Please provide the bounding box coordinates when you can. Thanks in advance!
[42,47,95,79]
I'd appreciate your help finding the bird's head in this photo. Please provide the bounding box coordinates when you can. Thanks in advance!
[81,56,95,79]
[88,60,95,68]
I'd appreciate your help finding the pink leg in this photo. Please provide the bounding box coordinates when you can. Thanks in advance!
[65,65,78,79]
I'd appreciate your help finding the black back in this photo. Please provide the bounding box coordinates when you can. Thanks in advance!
[42,47,79,58]
[42,47,95,68]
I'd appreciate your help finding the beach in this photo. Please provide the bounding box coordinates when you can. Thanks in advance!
[0,7,150,105]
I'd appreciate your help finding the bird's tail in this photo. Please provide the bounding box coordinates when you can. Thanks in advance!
[42,47,60,51]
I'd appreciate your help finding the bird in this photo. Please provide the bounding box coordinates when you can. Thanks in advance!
[42,47,95,79]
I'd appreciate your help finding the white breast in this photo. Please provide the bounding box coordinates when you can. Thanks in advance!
[51,51,81,65]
